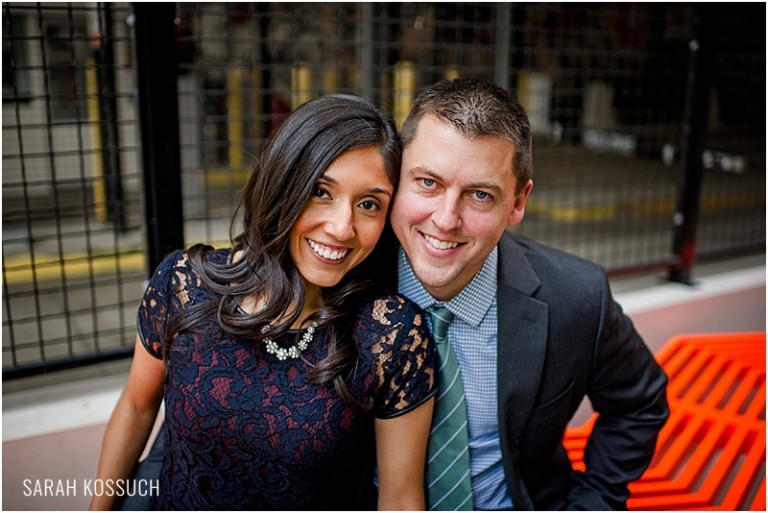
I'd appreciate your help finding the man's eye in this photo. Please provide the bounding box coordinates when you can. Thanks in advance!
[472,190,492,202]
[419,178,436,188]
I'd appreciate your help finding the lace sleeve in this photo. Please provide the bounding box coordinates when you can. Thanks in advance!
[136,249,188,359]
[365,294,437,419]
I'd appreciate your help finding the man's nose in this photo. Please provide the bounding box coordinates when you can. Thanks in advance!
[431,195,462,231]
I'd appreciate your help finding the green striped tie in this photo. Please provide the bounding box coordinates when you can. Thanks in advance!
[426,305,474,511]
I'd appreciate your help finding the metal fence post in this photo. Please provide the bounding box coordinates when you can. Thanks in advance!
[95,3,126,232]
[669,6,713,284]
[358,2,375,101]
[134,3,184,275]
[493,3,511,90]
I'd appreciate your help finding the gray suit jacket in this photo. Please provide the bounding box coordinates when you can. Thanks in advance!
[495,232,669,510]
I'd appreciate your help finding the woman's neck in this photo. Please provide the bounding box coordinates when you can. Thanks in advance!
[236,268,324,329]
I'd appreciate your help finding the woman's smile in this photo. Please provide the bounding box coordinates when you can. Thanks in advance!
[307,238,351,262]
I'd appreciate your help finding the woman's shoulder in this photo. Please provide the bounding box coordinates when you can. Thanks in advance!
[355,292,436,417]
[157,246,232,269]
[353,292,430,347]
[147,246,233,300]
[357,291,425,321]
[152,246,232,276]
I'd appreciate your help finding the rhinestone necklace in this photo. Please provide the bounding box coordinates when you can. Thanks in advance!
[264,321,319,361]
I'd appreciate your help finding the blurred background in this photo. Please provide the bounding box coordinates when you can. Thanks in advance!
[2,1,764,378]
[2,2,765,510]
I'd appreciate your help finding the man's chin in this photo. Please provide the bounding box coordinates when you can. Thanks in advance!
[412,268,459,296]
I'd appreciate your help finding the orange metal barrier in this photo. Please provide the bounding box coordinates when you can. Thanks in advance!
[564,332,766,510]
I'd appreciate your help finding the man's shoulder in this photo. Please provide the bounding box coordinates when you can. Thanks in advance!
[500,232,605,279]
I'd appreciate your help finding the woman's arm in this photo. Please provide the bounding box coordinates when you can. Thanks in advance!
[89,335,165,510]
[375,397,435,511]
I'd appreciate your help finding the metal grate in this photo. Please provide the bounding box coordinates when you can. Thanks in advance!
[2,2,764,378]
[508,3,765,271]
[3,3,142,376]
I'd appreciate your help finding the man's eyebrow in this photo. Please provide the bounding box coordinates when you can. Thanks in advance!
[469,182,504,195]
[407,166,443,182]
[407,166,436,177]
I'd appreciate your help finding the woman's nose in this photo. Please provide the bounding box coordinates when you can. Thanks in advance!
[325,204,355,241]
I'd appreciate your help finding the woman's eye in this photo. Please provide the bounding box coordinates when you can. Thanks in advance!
[359,199,381,212]
[312,186,329,198]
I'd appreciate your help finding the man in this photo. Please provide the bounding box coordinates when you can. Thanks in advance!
[390,77,669,510]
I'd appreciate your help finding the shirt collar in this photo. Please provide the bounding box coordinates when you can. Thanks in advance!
[397,246,498,327]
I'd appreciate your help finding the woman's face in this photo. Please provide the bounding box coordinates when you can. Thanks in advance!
[289,146,394,293]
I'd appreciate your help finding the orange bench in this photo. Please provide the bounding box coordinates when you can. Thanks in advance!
[564,332,766,510]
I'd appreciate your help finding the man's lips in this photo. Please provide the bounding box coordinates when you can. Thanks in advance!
[421,232,461,250]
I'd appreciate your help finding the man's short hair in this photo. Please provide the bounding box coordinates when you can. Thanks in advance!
[400,77,533,189]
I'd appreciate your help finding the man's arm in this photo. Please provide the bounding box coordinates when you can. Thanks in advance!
[566,275,670,510]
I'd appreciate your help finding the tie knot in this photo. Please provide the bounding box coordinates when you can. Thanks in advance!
[428,305,454,322]
[427,305,454,341]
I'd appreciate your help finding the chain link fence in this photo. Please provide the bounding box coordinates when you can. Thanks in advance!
[3,2,764,378]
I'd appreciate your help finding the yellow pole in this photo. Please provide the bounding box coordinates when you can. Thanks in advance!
[393,61,416,128]
[291,62,312,109]
[86,58,107,222]
[227,67,244,169]
[322,67,337,95]
[250,67,264,148]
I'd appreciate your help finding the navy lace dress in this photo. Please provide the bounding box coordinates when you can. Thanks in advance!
[137,249,436,510]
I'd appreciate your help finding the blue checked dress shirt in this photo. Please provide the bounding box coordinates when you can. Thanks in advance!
[398,247,514,510]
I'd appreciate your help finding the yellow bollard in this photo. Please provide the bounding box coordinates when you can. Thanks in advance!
[86,58,107,222]
[323,67,337,95]
[291,62,312,109]
[227,67,245,170]
[393,61,416,128]
[250,68,264,145]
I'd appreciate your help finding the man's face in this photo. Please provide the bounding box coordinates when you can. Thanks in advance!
[390,115,532,300]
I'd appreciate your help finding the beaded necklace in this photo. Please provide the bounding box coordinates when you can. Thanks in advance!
[263,321,319,361]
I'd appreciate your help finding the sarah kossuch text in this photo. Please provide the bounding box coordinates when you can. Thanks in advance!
[22,478,160,497]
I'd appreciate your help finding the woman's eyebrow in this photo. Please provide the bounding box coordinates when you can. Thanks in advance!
[319,174,392,196]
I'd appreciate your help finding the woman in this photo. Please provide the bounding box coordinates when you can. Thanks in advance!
[90,95,436,510]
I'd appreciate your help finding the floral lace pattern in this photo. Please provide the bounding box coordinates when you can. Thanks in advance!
[137,249,436,510]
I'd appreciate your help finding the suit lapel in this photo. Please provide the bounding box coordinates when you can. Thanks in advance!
[496,234,549,504]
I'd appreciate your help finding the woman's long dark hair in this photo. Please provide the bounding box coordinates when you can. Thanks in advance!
[166,94,401,407]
